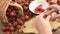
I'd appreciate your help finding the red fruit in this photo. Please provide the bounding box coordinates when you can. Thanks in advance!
[11,17,15,20]
[16,25,21,29]
[5,26,9,30]
[20,3,24,6]
[24,15,29,20]
[38,5,42,9]
[10,11,16,17]
[7,23,12,27]
[13,22,17,25]
[35,5,44,13]
[9,27,14,32]
[5,32,10,34]
[16,19,20,22]
[13,6,20,11]
[24,1,29,5]
[24,6,28,10]
[2,28,6,32]
[57,0,60,5]
[17,20,23,26]
[15,0,22,4]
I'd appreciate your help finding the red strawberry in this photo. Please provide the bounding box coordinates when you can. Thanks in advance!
[16,19,20,22]
[9,11,16,17]
[16,25,21,29]
[13,6,20,11]
[15,0,22,4]
[24,1,29,5]
[38,5,42,9]
[5,26,9,30]
[20,3,24,6]
[5,32,11,34]
[9,27,14,32]
[2,28,6,32]
[11,17,16,20]
[7,23,12,27]
[13,22,17,25]
[17,20,23,26]
[24,15,29,20]
[24,6,28,10]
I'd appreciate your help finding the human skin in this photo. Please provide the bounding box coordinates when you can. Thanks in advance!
[34,13,52,34]
[49,5,60,20]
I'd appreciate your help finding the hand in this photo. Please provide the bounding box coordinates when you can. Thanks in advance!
[49,5,60,13]
[34,13,52,34]
[48,5,60,21]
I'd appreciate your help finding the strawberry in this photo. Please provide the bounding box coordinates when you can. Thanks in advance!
[13,22,17,25]
[17,20,23,26]
[24,15,29,20]
[24,1,29,6]
[13,6,20,11]
[2,28,6,32]
[9,11,16,17]
[16,0,22,4]
[7,23,12,27]
[16,25,21,29]
[5,26,9,31]
[5,32,11,34]
[24,6,28,10]
[9,27,14,32]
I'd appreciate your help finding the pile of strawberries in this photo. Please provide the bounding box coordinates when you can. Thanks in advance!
[1,0,36,34]
[2,6,24,34]
[3,0,60,34]
[34,5,45,13]
[15,0,36,17]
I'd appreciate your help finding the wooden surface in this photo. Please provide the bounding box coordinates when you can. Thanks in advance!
[23,18,60,34]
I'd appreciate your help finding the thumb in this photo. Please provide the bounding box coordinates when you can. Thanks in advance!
[46,15,51,21]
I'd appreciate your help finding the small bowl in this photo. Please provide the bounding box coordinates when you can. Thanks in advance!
[29,0,49,14]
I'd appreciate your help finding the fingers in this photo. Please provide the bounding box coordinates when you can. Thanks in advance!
[35,13,45,21]
[40,13,45,17]
[55,14,60,19]
[49,5,60,10]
